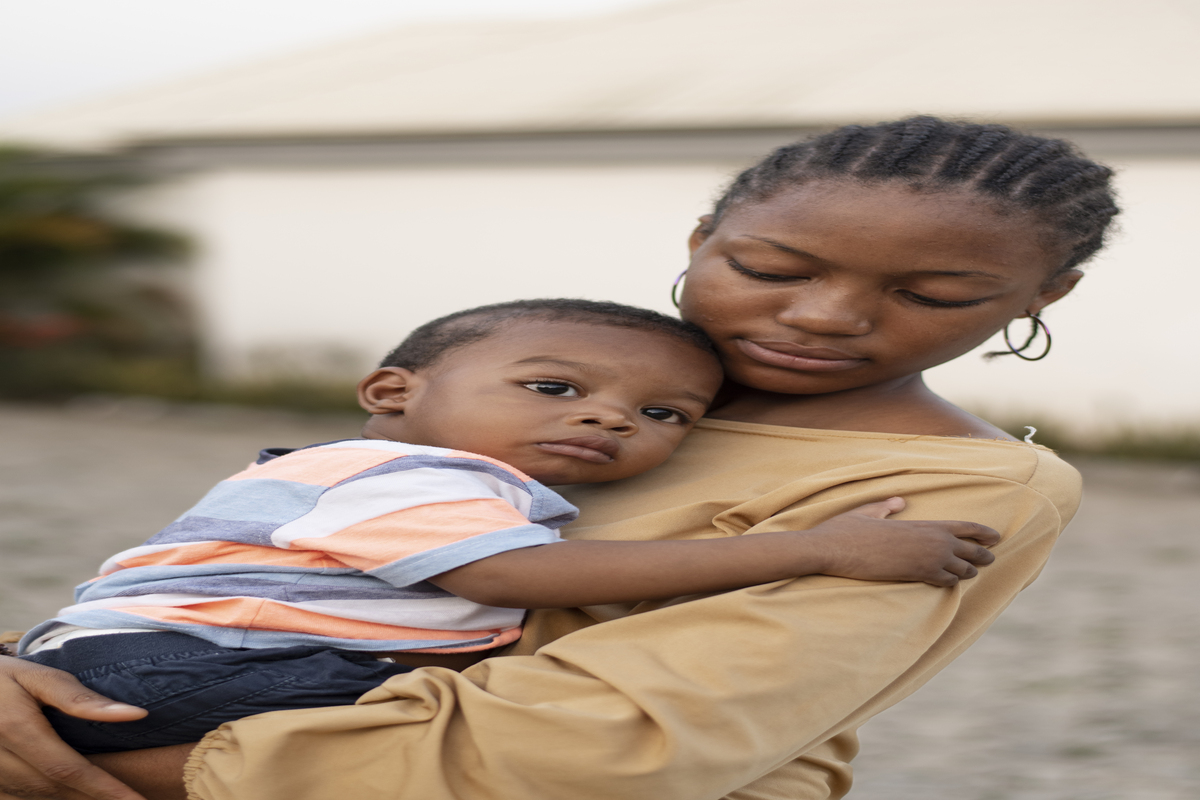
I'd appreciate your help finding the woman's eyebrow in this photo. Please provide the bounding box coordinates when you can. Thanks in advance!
[741,236,822,260]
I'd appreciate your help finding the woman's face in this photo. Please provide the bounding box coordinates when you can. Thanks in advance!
[679,180,1081,397]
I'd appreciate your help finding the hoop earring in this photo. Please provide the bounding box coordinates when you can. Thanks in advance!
[986,313,1051,361]
[670,270,687,310]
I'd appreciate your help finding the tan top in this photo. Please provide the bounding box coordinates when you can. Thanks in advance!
[185,419,1082,800]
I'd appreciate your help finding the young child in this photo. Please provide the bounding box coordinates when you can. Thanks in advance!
[18,298,997,753]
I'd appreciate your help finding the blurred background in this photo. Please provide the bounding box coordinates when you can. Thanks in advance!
[1,1,1197,798]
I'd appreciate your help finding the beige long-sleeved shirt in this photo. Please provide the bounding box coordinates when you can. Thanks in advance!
[186,419,1081,800]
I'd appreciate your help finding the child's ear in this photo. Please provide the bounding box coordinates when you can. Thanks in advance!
[357,367,424,415]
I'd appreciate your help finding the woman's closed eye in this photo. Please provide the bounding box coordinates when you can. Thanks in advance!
[522,380,580,397]
[641,407,690,424]
[727,259,805,282]
[900,291,990,308]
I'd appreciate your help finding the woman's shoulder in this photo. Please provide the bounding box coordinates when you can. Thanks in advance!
[689,417,1080,495]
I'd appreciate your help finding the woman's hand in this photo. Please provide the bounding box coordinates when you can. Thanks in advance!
[0,656,148,800]
[797,497,1000,587]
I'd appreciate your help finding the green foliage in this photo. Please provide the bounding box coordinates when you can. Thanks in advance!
[0,146,195,398]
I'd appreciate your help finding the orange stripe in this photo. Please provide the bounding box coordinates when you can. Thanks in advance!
[114,599,511,643]
[289,498,533,571]
[417,627,521,653]
[225,447,401,487]
[113,541,345,570]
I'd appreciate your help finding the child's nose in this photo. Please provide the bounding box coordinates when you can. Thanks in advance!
[571,405,638,433]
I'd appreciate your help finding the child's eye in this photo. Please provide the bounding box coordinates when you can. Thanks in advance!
[641,407,689,424]
[522,381,579,397]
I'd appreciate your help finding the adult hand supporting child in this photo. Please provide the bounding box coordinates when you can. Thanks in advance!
[0,657,146,800]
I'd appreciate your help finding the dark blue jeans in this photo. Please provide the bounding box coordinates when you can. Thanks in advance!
[22,632,415,753]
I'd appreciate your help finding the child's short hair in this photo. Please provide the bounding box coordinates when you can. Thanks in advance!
[379,299,718,371]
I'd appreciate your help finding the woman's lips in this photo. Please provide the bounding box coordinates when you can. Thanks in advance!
[736,339,867,372]
[536,436,618,463]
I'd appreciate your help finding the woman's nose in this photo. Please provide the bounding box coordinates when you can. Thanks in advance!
[776,285,872,336]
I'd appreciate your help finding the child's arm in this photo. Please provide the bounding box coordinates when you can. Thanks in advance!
[430,498,999,608]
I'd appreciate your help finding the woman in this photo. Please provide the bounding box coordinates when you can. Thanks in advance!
[0,117,1118,800]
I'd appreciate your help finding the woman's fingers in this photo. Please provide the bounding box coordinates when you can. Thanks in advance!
[0,662,146,800]
[0,745,133,800]
[0,719,145,800]
[953,538,996,566]
[10,665,145,722]
[949,521,1001,547]
[843,497,906,520]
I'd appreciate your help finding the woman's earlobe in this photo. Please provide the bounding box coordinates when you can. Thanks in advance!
[357,367,420,415]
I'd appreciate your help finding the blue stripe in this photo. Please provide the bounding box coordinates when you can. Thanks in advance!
[332,454,532,493]
[75,564,361,603]
[177,479,327,525]
[146,516,282,547]
[367,524,563,586]
[525,482,579,528]
[22,611,509,654]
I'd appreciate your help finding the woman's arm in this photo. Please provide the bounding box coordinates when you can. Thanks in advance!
[184,462,1078,800]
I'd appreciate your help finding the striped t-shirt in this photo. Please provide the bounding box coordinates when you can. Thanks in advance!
[21,439,576,654]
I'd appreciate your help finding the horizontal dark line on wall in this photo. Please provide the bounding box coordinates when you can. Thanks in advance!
[93,123,1200,171]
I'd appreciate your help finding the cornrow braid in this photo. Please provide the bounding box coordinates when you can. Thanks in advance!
[710,116,1119,275]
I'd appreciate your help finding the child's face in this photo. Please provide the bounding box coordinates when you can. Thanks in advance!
[358,321,723,485]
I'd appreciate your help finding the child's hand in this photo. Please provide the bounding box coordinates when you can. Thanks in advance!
[798,497,1000,587]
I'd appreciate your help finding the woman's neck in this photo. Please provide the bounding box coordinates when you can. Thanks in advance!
[707,373,1016,440]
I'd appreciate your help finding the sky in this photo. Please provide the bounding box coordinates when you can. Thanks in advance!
[0,0,657,119]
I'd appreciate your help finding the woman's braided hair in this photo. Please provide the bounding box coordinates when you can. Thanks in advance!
[710,116,1120,275]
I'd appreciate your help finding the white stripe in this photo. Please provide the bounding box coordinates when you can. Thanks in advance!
[270,467,532,547]
[22,626,162,654]
[290,598,523,631]
[307,440,453,457]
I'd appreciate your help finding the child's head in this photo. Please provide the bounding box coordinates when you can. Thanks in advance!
[679,116,1121,397]
[357,299,723,485]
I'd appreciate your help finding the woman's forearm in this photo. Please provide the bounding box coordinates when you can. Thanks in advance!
[89,745,194,800]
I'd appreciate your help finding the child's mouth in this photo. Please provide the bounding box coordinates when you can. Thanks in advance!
[536,437,618,463]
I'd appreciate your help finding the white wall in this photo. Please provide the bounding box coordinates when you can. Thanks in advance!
[127,156,1199,431]
[130,163,735,380]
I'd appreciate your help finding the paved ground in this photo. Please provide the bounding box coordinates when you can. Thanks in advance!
[2,401,1197,799]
